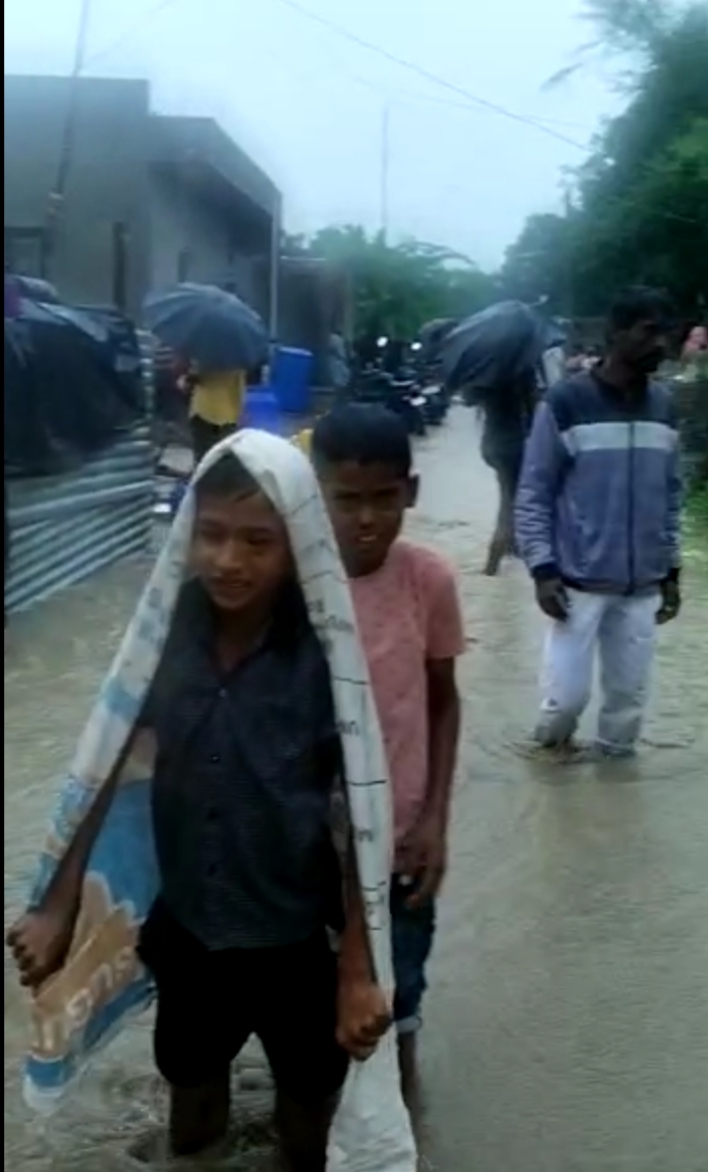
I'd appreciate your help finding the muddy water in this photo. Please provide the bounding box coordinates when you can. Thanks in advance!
[5,409,708,1171]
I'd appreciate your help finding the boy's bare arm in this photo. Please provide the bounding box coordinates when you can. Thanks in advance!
[6,727,138,989]
[336,818,391,1061]
[399,658,460,907]
[424,657,461,826]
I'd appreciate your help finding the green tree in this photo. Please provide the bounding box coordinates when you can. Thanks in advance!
[506,0,708,316]
[500,214,573,312]
[285,224,495,338]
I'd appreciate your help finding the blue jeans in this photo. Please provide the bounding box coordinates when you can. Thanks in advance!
[390,875,436,1036]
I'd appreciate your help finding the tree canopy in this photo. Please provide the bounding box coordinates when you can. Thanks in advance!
[282,225,496,339]
[502,0,708,317]
[285,2,706,335]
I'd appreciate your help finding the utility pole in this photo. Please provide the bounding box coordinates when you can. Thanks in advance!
[563,185,574,324]
[380,104,390,244]
[269,190,281,340]
[43,0,91,280]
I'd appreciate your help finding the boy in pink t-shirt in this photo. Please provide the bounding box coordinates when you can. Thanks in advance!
[312,404,464,1104]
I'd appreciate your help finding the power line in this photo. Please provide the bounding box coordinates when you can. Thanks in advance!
[380,87,595,133]
[273,0,590,152]
[83,0,184,69]
[272,0,702,229]
[72,0,702,233]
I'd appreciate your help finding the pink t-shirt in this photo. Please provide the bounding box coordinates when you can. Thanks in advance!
[349,540,465,847]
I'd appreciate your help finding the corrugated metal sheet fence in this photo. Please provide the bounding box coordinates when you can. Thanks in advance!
[6,430,154,614]
[5,329,159,614]
[136,328,155,413]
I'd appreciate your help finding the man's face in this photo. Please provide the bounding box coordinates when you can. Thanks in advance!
[319,461,417,577]
[614,316,668,375]
[191,490,292,614]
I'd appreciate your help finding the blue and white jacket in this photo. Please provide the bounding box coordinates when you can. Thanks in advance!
[515,372,682,593]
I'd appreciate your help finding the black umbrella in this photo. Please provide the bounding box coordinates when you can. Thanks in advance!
[441,301,545,393]
[143,283,268,372]
[15,276,61,304]
[418,317,458,358]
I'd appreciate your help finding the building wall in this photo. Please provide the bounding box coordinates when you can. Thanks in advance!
[4,75,151,316]
[277,260,352,384]
[148,169,262,305]
[4,75,274,324]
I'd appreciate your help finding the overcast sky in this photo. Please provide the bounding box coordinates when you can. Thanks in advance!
[4,0,622,269]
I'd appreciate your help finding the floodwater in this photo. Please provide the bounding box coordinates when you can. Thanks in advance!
[5,409,708,1171]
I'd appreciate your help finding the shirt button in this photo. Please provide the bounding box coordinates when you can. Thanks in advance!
[207,807,218,821]
[209,753,221,764]
[218,688,228,700]
[206,864,217,877]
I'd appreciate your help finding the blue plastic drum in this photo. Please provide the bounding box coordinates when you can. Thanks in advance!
[242,387,282,434]
[271,347,313,415]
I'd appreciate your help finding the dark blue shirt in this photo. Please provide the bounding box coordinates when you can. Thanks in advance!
[144,580,344,951]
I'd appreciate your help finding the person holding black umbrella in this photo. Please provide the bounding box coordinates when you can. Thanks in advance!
[144,283,268,465]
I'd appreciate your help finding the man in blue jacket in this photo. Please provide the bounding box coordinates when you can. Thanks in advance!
[516,288,682,756]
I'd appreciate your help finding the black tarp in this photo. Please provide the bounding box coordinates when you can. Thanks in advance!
[4,301,146,477]
[441,301,546,396]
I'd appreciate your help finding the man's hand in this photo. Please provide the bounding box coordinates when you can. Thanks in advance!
[535,577,569,622]
[657,579,681,625]
[336,975,390,1061]
[397,812,447,908]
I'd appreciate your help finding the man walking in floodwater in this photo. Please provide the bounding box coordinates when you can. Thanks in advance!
[515,288,682,756]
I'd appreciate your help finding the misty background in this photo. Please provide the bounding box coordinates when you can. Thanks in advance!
[3,0,621,269]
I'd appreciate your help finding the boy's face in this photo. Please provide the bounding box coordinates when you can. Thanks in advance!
[319,461,417,577]
[191,490,292,614]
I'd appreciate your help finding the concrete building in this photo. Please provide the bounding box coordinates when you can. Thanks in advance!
[4,75,280,324]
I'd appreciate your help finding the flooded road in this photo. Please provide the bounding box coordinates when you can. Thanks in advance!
[5,409,708,1171]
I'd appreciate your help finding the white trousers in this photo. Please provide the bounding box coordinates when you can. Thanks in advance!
[536,590,660,754]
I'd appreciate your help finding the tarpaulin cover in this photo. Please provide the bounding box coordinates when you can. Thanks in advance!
[442,301,548,398]
[4,303,146,477]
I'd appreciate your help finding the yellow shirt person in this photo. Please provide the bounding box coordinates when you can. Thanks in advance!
[190,370,246,427]
[189,369,246,462]
[290,428,313,457]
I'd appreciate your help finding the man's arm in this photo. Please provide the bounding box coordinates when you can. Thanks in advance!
[514,399,568,578]
[666,428,683,574]
[657,420,683,624]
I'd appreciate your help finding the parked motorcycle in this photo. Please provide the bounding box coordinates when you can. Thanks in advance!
[405,351,449,426]
[350,366,427,436]
[416,366,449,425]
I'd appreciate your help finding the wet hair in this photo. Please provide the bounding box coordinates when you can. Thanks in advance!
[194,452,261,503]
[607,287,674,335]
[311,403,413,478]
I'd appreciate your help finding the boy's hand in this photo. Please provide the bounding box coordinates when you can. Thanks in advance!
[336,975,390,1061]
[6,906,76,990]
[398,812,447,908]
